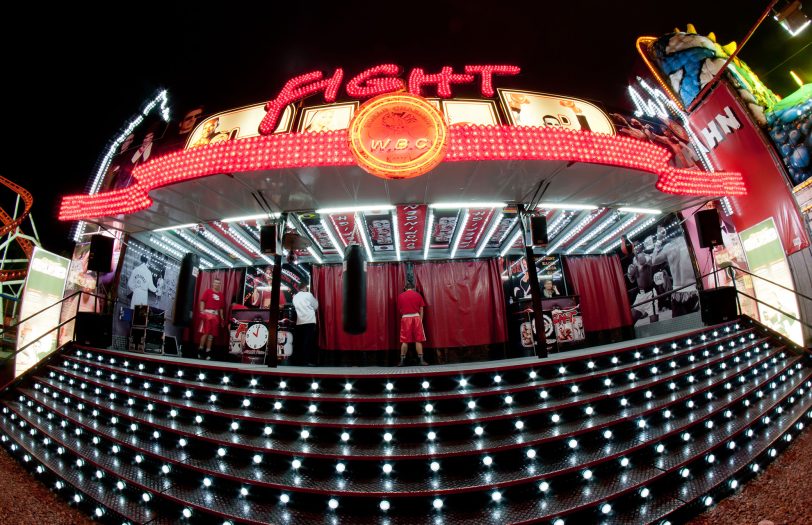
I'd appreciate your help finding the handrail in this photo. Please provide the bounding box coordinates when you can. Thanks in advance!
[0,290,109,336]
[0,315,79,364]
[735,289,812,333]
[726,265,812,304]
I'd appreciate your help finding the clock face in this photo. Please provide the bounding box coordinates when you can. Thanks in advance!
[245,323,269,350]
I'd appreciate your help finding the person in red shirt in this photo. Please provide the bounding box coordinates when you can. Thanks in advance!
[397,283,428,366]
[198,278,225,359]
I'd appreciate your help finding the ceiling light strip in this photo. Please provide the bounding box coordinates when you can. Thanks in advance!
[565,213,621,254]
[600,215,658,254]
[200,228,253,265]
[585,214,641,254]
[154,234,213,268]
[545,209,604,254]
[320,218,344,257]
[500,230,523,258]
[476,211,504,257]
[175,229,233,267]
[449,210,470,259]
[307,247,323,264]
[354,213,374,262]
[391,209,401,261]
[423,209,435,260]
[315,205,395,214]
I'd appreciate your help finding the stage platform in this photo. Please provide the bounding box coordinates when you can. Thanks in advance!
[91,326,703,377]
[1,316,810,524]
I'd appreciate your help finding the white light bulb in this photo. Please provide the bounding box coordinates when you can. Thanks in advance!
[568,439,578,449]
[382,463,393,474]
[336,462,346,473]
[620,457,629,467]
[217,448,226,457]
[491,491,502,502]
[253,454,262,464]
[483,456,493,466]
[526,449,536,459]
[427,431,437,441]
[583,469,593,480]
[380,500,390,511]
[430,461,440,472]
[433,498,443,509]
[603,430,613,439]
[475,426,484,436]
[328,498,338,510]
[384,432,393,442]
[341,432,350,442]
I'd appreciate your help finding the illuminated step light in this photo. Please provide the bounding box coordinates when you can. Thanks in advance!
[328,498,339,510]
[427,431,437,441]
[433,498,443,510]
[620,457,630,467]
[430,461,440,472]
[601,503,612,514]
[475,426,484,436]
[380,500,390,511]
[341,432,350,442]
[583,469,593,480]
[491,491,502,502]
[640,487,650,498]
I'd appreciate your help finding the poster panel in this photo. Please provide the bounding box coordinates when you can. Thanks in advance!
[498,89,615,134]
[186,104,293,148]
[687,83,809,255]
[298,103,358,132]
[509,255,568,301]
[739,218,803,345]
[363,212,395,252]
[440,99,499,126]
[456,208,495,251]
[619,214,700,327]
[242,264,311,308]
[15,248,70,378]
[430,210,460,248]
[396,205,426,252]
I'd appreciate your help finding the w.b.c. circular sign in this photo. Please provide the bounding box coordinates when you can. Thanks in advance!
[348,92,449,180]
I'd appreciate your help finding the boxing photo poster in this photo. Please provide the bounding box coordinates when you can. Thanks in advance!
[617,214,700,326]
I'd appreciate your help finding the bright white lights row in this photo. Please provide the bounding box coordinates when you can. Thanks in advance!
[545,209,605,254]
[215,223,274,265]
[199,229,252,266]
[584,214,640,254]
[175,229,233,267]
[75,90,171,242]
[14,359,809,522]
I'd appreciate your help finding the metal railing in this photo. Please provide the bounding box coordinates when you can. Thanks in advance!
[630,264,812,339]
[0,290,110,364]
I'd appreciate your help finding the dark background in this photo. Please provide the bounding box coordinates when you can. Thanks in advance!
[1,1,808,256]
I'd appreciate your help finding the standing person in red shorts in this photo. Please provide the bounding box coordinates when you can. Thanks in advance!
[397,283,428,366]
[198,278,225,360]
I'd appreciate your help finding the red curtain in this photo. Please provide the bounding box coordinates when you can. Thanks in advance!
[187,268,244,346]
[412,259,507,348]
[313,263,405,351]
[563,255,633,331]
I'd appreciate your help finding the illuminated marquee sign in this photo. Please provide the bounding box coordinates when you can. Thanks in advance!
[348,93,449,180]
[259,64,520,134]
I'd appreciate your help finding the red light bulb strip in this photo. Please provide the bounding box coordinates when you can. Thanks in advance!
[345,64,404,98]
[463,66,521,97]
[58,125,745,221]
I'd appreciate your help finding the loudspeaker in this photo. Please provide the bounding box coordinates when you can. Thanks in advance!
[530,216,548,246]
[700,286,738,325]
[173,253,199,327]
[260,224,279,255]
[342,244,367,334]
[88,235,114,273]
[695,209,723,248]
[75,312,112,348]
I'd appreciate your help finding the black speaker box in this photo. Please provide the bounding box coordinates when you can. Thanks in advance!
[343,244,367,334]
[260,224,279,254]
[173,253,199,327]
[74,312,113,348]
[530,216,548,246]
[700,286,738,325]
[695,209,723,249]
[88,235,114,273]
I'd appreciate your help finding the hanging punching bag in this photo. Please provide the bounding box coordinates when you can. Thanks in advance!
[343,244,367,334]
[173,253,200,327]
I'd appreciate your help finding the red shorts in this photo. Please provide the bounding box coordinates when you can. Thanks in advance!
[400,316,426,343]
[198,312,220,336]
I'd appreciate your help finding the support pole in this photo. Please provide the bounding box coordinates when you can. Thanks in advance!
[520,206,548,358]
[266,213,286,368]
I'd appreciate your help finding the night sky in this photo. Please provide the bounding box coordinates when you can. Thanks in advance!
[2,1,809,257]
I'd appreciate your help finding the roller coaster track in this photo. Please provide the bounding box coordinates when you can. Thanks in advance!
[0,175,34,283]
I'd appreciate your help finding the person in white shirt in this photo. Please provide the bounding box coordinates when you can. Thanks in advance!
[128,256,157,308]
[292,284,319,366]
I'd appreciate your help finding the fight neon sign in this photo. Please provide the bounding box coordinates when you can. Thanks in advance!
[259,64,520,134]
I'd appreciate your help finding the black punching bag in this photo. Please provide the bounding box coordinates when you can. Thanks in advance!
[174,253,200,327]
[343,244,367,334]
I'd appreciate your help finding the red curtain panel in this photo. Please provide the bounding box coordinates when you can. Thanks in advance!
[313,263,405,351]
[187,268,245,346]
[412,259,508,348]
[563,255,633,331]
